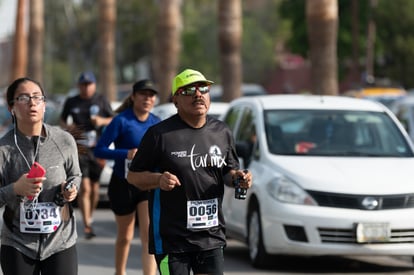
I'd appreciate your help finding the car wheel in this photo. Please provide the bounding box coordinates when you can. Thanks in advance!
[248,201,271,268]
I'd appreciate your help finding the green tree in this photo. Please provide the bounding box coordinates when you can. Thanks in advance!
[116,0,158,83]
[179,0,283,85]
[375,0,414,88]
[41,0,286,96]
[280,0,370,84]
[44,0,99,94]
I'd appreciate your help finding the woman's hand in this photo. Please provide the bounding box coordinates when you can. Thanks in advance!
[13,173,44,197]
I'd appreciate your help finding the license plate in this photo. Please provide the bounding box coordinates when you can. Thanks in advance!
[356,222,391,243]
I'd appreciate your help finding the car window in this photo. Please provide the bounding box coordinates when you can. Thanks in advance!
[236,108,255,141]
[223,106,259,167]
[394,105,409,131]
[232,107,258,167]
[265,110,412,157]
[223,107,242,132]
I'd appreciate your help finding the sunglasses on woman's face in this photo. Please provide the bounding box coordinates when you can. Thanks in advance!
[176,84,210,96]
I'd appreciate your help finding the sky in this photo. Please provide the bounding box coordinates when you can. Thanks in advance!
[0,1,16,40]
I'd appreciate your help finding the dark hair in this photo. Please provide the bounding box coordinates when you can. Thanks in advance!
[114,81,139,113]
[6,77,46,107]
[115,96,133,114]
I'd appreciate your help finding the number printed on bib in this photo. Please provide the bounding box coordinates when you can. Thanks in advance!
[187,198,219,229]
[20,202,62,233]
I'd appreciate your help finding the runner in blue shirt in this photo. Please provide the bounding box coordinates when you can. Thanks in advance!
[95,79,160,275]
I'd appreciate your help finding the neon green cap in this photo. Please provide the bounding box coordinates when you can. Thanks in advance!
[172,69,214,95]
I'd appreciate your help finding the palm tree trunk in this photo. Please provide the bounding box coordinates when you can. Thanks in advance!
[218,0,242,102]
[306,0,338,95]
[365,0,377,81]
[351,0,360,79]
[11,0,28,81]
[28,0,44,83]
[153,0,182,104]
[98,0,117,102]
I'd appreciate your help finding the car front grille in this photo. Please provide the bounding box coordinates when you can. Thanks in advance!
[307,190,414,210]
[318,227,414,243]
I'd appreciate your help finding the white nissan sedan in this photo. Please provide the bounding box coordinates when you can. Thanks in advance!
[221,94,414,268]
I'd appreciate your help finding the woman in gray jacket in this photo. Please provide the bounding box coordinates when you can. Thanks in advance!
[0,77,81,275]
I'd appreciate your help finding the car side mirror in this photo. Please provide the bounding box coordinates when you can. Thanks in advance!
[236,141,251,162]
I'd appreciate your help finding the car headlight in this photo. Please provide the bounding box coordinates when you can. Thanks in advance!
[266,176,317,205]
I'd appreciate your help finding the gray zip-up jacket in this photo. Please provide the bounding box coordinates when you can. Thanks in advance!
[0,124,81,260]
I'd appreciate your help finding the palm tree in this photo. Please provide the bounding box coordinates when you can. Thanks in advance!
[11,0,28,81]
[306,0,338,95]
[28,0,44,83]
[218,0,242,102]
[153,0,182,104]
[98,0,117,102]
[365,0,377,81]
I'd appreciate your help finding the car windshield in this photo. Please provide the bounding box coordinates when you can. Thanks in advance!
[264,109,413,157]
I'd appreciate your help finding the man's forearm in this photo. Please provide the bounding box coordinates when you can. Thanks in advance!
[127,171,161,190]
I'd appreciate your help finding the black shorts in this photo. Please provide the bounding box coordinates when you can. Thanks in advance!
[108,173,149,215]
[155,247,224,275]
[79,148,103,182]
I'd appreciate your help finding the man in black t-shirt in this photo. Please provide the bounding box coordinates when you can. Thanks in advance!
[60,71,113,239]
[127,69,252,275]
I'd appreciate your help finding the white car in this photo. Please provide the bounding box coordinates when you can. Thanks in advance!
[209,83,267,102]
[221,94,414,268]
[390,95,414,142]
[152,102,229,120]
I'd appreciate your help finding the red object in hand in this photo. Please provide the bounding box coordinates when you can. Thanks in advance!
[27,162,46,200]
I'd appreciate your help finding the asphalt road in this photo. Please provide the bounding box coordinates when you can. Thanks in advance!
[1,207,414,274]
[76,208,414,275]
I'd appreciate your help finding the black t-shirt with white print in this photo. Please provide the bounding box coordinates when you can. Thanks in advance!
[129,114,240,254]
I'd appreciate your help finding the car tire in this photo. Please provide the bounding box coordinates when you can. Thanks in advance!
[248,201,271,268]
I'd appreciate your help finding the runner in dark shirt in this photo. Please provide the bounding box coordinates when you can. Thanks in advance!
[60,71,113,239]
[127,69,252,275]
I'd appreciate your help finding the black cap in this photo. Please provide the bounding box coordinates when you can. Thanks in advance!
[133,79,158,94]
[78,71,96,84]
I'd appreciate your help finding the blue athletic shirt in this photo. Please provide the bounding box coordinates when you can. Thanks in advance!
[129,114,240,254]
[94,108,160,179]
